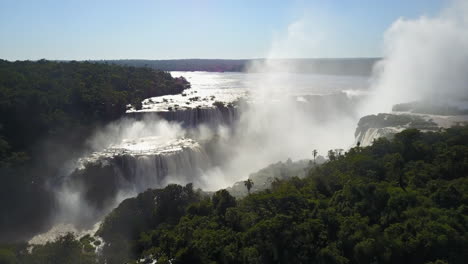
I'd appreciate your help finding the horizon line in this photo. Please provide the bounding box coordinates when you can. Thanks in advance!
[1,57,382,62]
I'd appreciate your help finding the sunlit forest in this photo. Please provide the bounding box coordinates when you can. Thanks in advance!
[1,126,466,264]
[1,1,468,264]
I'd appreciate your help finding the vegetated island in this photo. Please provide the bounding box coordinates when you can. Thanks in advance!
[0,59,190,241]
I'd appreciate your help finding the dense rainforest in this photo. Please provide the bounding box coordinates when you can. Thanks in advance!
[0,60,189,241]
[2,126,466,264]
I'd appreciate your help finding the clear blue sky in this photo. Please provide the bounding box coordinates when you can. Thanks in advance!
[0,0,444,60]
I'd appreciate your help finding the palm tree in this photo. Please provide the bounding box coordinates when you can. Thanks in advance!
[312,149,318,164]
[244,179,254,195]
[335,148,344,157]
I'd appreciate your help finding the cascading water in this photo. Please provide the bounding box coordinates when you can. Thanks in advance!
[31,70,372,244]
[57,137,211,225]
[354,112,468,146]
[40,80,248,240]
[128,105,240,128]
[29,118,217,244]
[126,71,248,128]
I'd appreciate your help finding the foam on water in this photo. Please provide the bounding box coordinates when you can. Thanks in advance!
[34,71,371,245]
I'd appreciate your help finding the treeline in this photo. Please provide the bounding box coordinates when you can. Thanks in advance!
[102,59,247,72]
[0,59,189,241]
[8,126,465,264]
[100,58,379,76]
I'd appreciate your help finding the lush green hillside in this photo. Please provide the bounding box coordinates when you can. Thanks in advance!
[14,126,465,264]
[99,126,468,264]
[0,60,189,241]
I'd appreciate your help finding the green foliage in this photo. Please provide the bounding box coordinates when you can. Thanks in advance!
[0,59,188,164]
[0,247,18,264]
[212,189,237,216]
[24,233,97,264]
[97,126,468,264]
[96,183,203,264]
[0,233,99,264]
[0,59,189,241]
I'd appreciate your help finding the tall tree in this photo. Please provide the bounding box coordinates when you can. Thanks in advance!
[312,149,318,164]
[244,179,254,195]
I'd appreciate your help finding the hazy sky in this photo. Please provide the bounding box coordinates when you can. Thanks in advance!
[0,0,444,60]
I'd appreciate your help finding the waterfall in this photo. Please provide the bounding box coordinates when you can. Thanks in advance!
[354,127,404,146]
[127,105,239,128]
[353,112,462,146]
[56,138,211,226]
[110,141,210,190]
[51,102,242,231]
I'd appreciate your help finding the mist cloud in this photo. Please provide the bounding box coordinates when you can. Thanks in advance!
[363,0,468,114]
[45,1,468,238]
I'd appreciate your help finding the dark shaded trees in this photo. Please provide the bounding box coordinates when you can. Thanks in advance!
[4,126,466,263]
[244,179,254,194]
[0,59,189,242]
[94,126,468,264]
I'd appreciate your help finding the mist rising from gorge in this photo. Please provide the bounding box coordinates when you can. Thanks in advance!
[363,0,468,114]
[53,117,188,226]
[41,0,468,240]
[195,17,368,189]
[202,0,468,189]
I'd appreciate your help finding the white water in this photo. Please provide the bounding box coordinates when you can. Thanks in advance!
[36,70,467,245]
[33,71,370,245]
[355,112,468,146]
[31,0,468,246]
[82,71,371,191]
[76,137,211,189]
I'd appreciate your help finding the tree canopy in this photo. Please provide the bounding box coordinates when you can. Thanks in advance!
[0,59,189,166]
[0,59,189,242]
[87,125,468,264]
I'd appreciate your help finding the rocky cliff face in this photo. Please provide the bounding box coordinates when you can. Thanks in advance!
[355,112,468,146]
